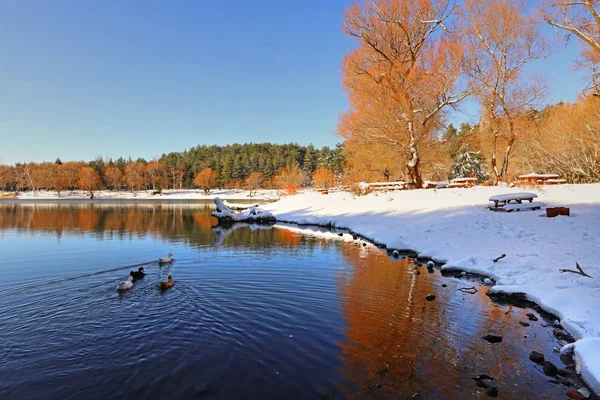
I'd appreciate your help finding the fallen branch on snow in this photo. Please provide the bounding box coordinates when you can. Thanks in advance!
[559,262,593,278]
[493,254,506,263]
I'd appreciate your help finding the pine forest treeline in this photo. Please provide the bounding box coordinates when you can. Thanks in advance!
[0,143,344,195]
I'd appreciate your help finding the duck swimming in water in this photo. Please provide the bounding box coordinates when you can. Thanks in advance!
[159,253,173,264]
[130,267,145,281]
[159,275,174,290]
[117,276,134,291]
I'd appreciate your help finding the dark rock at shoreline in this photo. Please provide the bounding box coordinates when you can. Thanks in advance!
[542,361,558,377]
[526,312,538,321]
[425,294,436,301]
[557,368,574,377]
[473,374,495,381]
[553,328,572,341]
[482,334,503,343]
[362,242,367,247]
[475,380,488,388]
[519,321,530,327]
[556,375,574,387]
[352,235,358,240]
[337,233,343,237]
[529,351,545,363]
[486,387,499,397]
[553,320,563,329]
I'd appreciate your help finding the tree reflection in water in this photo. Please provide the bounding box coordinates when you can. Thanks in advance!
[335,244,572,399]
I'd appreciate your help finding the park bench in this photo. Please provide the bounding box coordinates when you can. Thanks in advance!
[367,181,407,191]
[545,178,567,185]
[503,202,546,212]
[488,192,545,212]
[423,181,448,189]
[448,177,478,188]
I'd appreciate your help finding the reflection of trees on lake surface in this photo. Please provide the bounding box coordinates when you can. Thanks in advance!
[335,245,545,399]
[0,204,336,252]
[335,246,447,397]
[0,203,217,243]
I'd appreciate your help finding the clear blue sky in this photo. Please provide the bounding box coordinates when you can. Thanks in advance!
[0,0,589,165]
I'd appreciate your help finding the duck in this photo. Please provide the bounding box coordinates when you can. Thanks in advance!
[159,253,173,264]
[117,276,134,291]
[159,275,174,290]
[130,267,146,281]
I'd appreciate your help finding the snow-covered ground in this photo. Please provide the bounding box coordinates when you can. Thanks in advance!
[265,184,600,394]
[13,189,280,202]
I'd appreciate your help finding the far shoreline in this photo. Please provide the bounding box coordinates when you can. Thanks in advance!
[0,189,279,204]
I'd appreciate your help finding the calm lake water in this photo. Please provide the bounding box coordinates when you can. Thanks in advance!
[0,201,579,399]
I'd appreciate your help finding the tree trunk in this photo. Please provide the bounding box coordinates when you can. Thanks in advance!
[499,137,516,182]
[406,121,424,188]
[383,169,390,182]
[491,131,500,185]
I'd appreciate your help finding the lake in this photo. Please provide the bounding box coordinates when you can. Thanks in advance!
[0,201,581,399]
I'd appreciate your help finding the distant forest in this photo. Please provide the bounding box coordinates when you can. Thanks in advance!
[161,143,344,187]
[0,143,345,194]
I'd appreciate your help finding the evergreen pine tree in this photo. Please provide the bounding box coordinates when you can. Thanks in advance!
[450,144,489,182]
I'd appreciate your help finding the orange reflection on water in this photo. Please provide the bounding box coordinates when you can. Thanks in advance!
[335,243,569,399]
[0,203,219,244]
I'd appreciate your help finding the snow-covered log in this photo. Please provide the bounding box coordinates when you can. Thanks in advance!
[223,200,259,211]
[212,197,275,224]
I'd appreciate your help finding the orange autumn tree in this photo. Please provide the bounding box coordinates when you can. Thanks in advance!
[30,162,70,197]
[274,164,306,194]
[104,167,123,191]
[311,167,336,189]
[460,0,548,184]
[194,168,219,195]
[124,162,148,192]
[525,97,600,182]
[60,161,85,192]
[0,164,14,190]
[339,0,468,188]
[540,0,600,94]
[76,166,102,199]
[244,171,265,197]
[146,160,167,193]
[47,163,70,197]
[342,137,405,183]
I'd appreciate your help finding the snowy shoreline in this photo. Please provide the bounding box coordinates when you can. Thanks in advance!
[265,184,600,394]
[4,189,280,202]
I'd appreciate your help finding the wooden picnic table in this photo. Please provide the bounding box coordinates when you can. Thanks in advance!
[517,173,562,185]
[488,192,537,208]
[488,192,544,212]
